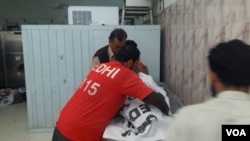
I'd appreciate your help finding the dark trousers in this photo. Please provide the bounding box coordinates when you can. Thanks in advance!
[52,127,71,141]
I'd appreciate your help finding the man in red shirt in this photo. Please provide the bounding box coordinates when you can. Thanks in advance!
[52,40,169,141]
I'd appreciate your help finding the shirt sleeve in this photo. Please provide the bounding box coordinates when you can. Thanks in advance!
[122,71,153,100]
[164,108,192,141]
[91,56,100,69]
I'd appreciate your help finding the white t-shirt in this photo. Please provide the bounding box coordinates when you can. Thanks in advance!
[164,91,250,141]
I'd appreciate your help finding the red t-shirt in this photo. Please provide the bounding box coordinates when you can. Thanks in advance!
[56,61,153,141]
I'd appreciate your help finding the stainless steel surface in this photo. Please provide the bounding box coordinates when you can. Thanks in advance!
[0,31,25,88]
[0,35,4,88]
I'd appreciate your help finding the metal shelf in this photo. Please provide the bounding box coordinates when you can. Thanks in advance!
[5,52,23,55]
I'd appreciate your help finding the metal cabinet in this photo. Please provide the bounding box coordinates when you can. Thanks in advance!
[0,35,4,88]
[0,31,25,88]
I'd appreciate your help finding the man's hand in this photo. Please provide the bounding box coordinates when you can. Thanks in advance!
[135,60,149,74]
[143,92,169,115]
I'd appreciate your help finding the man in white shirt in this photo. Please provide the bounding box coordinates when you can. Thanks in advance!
[91,29,148,73]
[165,39,250,141]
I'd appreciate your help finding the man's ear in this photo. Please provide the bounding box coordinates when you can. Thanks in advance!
[123,59,134,69]
[127,59,134,68]
[209,70,219,83]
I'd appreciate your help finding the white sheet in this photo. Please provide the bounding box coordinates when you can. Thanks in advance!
[103,73,173,141]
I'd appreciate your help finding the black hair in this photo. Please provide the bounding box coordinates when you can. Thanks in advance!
[115,40,140,63]
[208,39,250,87]
[109,28,127,42]
[126,39,137,47]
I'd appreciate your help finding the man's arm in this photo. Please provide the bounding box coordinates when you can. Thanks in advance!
[143,92,169,115]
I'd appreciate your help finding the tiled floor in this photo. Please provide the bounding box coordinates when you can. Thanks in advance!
[0,102,53,141]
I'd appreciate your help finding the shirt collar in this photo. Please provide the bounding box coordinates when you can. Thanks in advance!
[108,46,115,61]
[217,91,250,101]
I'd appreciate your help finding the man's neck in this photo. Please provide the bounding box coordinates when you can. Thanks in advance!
[216,84,249,94]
